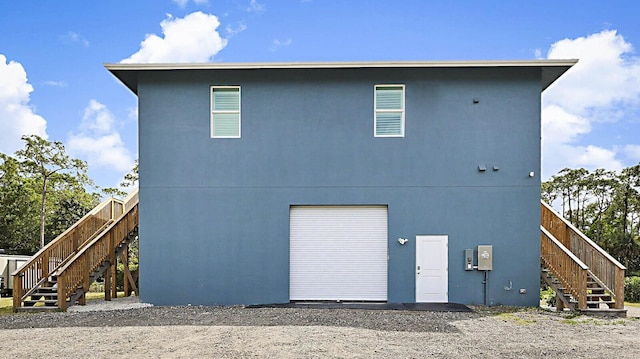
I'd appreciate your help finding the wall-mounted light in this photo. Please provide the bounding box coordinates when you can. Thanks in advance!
[529,171,535,177]
[397,238,409,245]
[478,165,486,172]
[473,98,480,104]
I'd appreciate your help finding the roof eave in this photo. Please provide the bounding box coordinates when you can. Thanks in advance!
[105,59,578,94]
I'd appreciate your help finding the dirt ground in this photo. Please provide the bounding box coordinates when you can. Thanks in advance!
[0,301,639,358]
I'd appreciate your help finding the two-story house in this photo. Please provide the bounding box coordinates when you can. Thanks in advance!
[107,60,575,306]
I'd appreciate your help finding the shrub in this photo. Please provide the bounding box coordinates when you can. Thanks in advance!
[540,287,556,307]
[624,276,640,303]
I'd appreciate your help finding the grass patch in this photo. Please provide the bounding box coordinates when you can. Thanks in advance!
[625,302,640,308]
[561,315,632,326]
[497,312,537,324]
[0,296,13,315]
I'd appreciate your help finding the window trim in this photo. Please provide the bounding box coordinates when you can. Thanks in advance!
[374,84,405,138]
[210,86,241,138]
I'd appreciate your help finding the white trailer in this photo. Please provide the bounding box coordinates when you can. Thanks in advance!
[0,254,32,297]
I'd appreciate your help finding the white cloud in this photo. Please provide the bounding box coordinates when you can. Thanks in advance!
[127,106,138,122]
[172,0,208,8]
[541,30,640,178]
[42,80,67,87]
[225,22,247,37]
[0,54,48,155]
[533,48,542,59]
[545,30,640,115]
[67,100,134,173]
[269,38,292,52]
[542,105,590,144]
[623,144,640,161]
[61,31,90,47]
[121,12,227,63]
[541,105,620,173]
[246,0,265,12]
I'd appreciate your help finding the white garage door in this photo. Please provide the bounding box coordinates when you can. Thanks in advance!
[290,206,388,301]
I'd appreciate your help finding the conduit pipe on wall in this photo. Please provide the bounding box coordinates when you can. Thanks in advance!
[482,271,488,306]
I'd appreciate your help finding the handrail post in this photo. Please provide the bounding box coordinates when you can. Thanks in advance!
[110,230,117,299]
[615,267,625,309]
[122,246,130,297]
[12,274,22,312]
[104,261,112,301]
[58,275,66,311]
[79,257,89,306]
[578,269,587,310]
[42,253,49,285]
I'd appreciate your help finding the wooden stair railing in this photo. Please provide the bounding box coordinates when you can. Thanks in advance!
[540,226,588,309]
[541,200,626,309]
[12,196,125,311]
[55,189,139,311]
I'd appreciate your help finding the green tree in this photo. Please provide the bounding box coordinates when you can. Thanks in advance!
[0,154,40,254]
[120,159,138,188]
[543,168,590,230]
[582,169,617,245]
[101,160,138,198]
[15,135,91,249]
[605,164,640,270]
[542,164,640,273]
[45,187,100,242]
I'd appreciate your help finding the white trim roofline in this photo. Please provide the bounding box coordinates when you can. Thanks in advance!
[105,59,577,94]
[105,59,577,71]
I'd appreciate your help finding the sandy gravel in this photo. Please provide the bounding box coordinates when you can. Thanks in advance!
[1,298,639,358]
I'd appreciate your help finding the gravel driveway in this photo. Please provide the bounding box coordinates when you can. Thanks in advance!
[1,298,639,358]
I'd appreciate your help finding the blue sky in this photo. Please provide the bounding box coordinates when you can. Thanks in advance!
[1,0,639,191]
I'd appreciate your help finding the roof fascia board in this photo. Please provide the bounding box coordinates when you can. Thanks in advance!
[105,59,577,71]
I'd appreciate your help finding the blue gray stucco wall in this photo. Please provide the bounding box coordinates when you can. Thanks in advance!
[137,67,542,306]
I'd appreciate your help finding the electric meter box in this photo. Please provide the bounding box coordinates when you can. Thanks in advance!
[464,249,474,271]
[477,245,493,271]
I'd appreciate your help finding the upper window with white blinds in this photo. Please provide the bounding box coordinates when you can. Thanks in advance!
[374,85,405,137]
[211,86,241,138]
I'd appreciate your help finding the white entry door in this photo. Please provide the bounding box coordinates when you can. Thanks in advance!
[416,235,448,302]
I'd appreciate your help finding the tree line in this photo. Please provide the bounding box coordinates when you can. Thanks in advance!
[542,164,640,274]
[0,135,136,255]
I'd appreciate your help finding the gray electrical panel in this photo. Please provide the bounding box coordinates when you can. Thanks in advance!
[477,245,493,271]
[464,249,474,271]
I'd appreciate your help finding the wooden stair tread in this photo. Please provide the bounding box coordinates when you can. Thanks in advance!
[31,291,58,296]
[18,302,59,307]
[24,299,59,305]
[587,300,615,304]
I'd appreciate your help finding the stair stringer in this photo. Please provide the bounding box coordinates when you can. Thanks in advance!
[64,228,139,309]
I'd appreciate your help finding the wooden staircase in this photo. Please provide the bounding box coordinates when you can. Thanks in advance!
[12,189,139,312]
[540,201,626,316]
